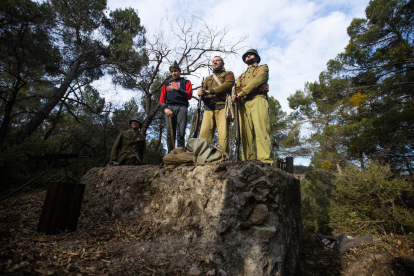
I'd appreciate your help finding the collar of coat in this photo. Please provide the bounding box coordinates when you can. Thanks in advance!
[129,129,141,135]
[247,63,259,68]
[213,67,226,75]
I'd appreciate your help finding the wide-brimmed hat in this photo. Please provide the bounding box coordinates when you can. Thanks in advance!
[242,49,261,64]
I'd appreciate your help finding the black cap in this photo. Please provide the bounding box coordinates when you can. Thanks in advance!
[169,61,181,71]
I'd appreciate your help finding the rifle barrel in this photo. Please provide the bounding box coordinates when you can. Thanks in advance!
[0,168,54,203]
[193,77,204,138]
[234,83,240,161]
[1,152,104,203]
[169,116,175,150]
[27,153,104,160]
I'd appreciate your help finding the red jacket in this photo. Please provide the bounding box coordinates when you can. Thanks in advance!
[160,78,192,109]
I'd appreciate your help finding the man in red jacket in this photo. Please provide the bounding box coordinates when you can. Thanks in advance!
[160,61,193,152]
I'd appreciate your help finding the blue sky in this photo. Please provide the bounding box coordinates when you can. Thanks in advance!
[98,0,371,165]
[102,0,370,113]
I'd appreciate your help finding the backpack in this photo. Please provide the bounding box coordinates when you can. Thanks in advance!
[163,147,194,168]
[187,138,229,165]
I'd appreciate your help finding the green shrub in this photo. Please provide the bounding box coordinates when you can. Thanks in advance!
[329,162,414,236]
[300,165,335,235]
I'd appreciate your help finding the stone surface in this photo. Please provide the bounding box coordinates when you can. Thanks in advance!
[248,204,269,224]
[206,269,216,275]
[218,268,228,276]
[252,225,277,239]
[188,264,201,275]
[81,160,303,275]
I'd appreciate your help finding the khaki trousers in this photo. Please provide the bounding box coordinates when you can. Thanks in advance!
[239,97,273,164]
[199,108,229,153]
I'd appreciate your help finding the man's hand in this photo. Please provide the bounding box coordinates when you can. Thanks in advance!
[197,89,210,96]
[107,161,119,166]
[233,94,240,101]
[165,108,173,116]
[166,85,178,91]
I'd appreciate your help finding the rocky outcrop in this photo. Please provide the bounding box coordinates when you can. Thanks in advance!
[81,160,302,275]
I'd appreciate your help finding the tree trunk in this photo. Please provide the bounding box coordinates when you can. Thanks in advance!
[141,96,161,136]
[12,59,82,144]
[0,78,26,148]
[43,102,64,141]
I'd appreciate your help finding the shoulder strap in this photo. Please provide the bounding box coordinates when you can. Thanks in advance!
[199,144,229,165]
[212,74,222,86]
[197,148,212,164]
[256,65,268,74]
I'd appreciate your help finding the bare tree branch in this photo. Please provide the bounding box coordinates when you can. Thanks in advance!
[132,14,247,138]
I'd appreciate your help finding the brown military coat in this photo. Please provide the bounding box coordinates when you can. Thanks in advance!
[236,63,269,100]
[110,130,146,164]
[202,68,235,107]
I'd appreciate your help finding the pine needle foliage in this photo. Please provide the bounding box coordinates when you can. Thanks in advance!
[329,162,414,236]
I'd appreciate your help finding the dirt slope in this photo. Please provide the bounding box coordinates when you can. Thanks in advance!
[1,191,413,275]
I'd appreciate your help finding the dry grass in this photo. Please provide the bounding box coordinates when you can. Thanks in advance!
[1,191,413,275]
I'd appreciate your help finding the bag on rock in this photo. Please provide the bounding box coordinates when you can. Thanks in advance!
[163,147,194,168]
[187,138,229,165]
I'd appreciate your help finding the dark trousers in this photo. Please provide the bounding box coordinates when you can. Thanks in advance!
[165,105,187,152]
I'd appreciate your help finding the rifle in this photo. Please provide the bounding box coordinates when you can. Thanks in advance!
[234,82,240,161]
[26,152,104,163]
[0,153,103,203]
[193,77,204,138]
[169,116,175,150]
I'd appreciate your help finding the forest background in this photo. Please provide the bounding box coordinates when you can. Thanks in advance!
[0,0,413,236]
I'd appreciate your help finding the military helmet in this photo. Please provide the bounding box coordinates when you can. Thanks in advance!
[169,60,181,71]
[129,116,143,126]
[242,49,261,64]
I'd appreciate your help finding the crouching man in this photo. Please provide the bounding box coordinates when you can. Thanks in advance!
[110,116,146,165]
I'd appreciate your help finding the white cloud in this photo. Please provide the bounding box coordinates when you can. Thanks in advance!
[104,0,370,113]
[265,10,354,110]
[101,0,371,164]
